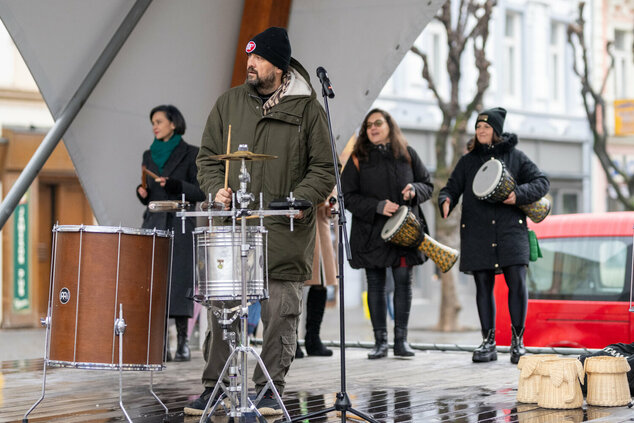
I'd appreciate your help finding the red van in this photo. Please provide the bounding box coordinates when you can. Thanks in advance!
[494,212,634,348]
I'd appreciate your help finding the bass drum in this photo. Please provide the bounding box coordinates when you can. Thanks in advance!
[47,225,172,371]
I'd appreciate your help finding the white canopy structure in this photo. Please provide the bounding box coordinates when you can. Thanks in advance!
[0,0,444,227]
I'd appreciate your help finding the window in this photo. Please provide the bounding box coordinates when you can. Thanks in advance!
[613,29,631,99]
[527,237,631,301]
[549,22,565,105]
[503,12,523,104]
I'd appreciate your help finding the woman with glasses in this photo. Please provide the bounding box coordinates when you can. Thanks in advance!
[341,108,433,359]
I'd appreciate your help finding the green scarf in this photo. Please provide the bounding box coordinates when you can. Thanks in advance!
[150,134,181,173]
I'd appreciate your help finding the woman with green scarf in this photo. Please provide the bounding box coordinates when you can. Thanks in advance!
[136,104,205,362]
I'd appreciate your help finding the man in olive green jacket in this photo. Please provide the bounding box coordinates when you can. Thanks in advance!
[185,27,335,417]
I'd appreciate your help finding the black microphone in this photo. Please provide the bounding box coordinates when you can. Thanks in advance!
[316,66,335,98]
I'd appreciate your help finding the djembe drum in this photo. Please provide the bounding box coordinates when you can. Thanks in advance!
[472,158,551,223]
[381,206,458,273]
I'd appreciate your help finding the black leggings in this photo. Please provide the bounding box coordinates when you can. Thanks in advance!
[472,265,527,331]
[365,266,413,333]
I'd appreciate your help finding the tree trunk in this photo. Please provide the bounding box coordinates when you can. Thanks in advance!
[433,171,462,331]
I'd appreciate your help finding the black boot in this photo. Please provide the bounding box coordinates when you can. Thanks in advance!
[173,317,191,362]
[510,326,526,364]
[165,334,172,362]
[472,329,497,362]
[392,272,414,357]
[393,327,415,357]
[295,340,304,359]
[304,286,333,356]
[368,330,388,359]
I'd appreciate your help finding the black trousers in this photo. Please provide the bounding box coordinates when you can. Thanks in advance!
[365,266,413,333]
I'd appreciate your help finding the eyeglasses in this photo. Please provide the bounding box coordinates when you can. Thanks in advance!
[366,119,384,128]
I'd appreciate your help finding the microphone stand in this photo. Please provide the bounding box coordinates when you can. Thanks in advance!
[290,69,378,423]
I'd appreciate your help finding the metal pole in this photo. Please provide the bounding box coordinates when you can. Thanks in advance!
[0,0,153,229]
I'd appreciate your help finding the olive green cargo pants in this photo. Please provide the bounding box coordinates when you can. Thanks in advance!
[201,280,303,395]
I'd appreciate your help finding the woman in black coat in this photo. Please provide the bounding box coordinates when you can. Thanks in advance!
[342,108,434,359]
[136,104,205,362]
[438,107,549,364]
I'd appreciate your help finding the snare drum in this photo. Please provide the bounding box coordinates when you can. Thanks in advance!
[47,225,172,370]
[193,226,267,301]
[472,158,516,202]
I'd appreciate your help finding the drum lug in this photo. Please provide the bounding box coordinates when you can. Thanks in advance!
[115,317,127,335]
[40,316,50,328]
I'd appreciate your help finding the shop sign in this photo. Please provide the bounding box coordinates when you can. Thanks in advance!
[13,193,29,311]
[614,100,634,136]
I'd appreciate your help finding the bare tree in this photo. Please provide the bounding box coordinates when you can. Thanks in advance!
[410,0,496,331]
[568,2,634,209]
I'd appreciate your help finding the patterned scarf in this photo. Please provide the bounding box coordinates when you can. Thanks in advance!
[262,71,292,116]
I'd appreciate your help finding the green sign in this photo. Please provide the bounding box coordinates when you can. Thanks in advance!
[13,193,29,311]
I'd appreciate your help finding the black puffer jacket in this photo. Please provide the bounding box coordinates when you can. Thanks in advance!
[137,140,205,317]
[342,144,434,269]
[438,133,549,273]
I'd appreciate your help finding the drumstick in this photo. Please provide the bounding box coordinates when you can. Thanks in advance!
[141,165,147,189]
[237,215,264,221]
[143,166,160,180]
[224,124,231,190]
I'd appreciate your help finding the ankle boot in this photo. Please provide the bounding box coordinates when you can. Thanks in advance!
[305,286,333,356]
[173,317,191,362]
[472,329,497,362]
[510,326,526,364]
[295,340,305,359]
[165,334,172,362]
[368,330,388,359]
[393,327,415,357]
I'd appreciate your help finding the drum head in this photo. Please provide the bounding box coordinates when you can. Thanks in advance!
[380,206,409,241]
[472,159,503,198]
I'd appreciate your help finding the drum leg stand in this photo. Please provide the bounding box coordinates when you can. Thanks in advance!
[198,306,291,423]
[22,316,53,423]
[115,304,170,423]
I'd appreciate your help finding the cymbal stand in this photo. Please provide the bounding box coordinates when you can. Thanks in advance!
[193,154,294,422]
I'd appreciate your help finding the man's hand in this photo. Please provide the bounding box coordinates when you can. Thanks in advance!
[215,188,233,210]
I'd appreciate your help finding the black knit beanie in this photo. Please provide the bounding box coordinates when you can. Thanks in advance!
[475,107,507,136]
[245,27,291,72]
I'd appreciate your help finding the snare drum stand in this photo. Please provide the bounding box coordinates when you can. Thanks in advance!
[193,154,293,423]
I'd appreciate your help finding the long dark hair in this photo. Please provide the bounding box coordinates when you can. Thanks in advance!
[352,108,411,163]
[466,131,501,152]
[150,104,186,135]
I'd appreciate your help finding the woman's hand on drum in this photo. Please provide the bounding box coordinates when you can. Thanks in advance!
[503,191,517,205]
[155,176,168,187]
[215,188,233,210]
[382,200,399,217]
[401,184,416,201]
[441,198,450,219]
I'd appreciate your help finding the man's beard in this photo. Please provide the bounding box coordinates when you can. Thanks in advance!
[246,67,277,93]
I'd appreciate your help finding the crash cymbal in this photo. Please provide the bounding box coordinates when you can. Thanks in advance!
[209,150,277,161]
